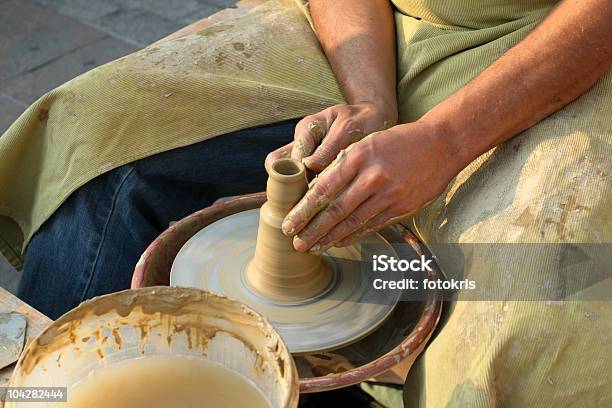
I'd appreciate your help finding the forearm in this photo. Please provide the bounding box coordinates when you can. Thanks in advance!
[310,0,398,122]
[422,0,612,172]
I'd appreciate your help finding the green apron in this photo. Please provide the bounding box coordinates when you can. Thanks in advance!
[0,1,610,406]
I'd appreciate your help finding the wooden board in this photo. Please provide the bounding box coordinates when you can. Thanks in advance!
[0,287,51,387]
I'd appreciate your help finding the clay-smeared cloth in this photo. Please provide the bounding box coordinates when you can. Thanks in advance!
[1,0,611,405]
[0,0,345,268]
[392,1,612,407]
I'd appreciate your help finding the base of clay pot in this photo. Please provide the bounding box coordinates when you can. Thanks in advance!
[170,208,401,354]
[244,256,335,304]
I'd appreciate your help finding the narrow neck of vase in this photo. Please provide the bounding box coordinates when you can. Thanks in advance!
[245,158,332,302]
[265,158,308,216]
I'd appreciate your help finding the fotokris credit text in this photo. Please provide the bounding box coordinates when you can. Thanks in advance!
[372,255,476,291]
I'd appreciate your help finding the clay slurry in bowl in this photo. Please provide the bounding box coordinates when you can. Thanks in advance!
[7,287,298,408]
[61,354,270,408]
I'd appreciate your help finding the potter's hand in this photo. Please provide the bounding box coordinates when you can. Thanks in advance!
[265,103,393,173]
[282,120,460,252]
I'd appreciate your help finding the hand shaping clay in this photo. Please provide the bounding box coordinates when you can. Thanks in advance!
[245,159,332,302]
[170,159,401,353]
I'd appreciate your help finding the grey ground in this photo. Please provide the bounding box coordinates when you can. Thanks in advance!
[0,0,236,294]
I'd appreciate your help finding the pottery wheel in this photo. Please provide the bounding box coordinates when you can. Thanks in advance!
[171,209,401,354]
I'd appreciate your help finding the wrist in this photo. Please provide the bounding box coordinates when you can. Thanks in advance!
[352,98,399,127]
[407,117,467,178]
[418,109,480,174]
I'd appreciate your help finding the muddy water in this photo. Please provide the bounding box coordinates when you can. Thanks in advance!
[61,355,270,408]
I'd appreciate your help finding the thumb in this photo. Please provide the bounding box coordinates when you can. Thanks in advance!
[304,126,364,172]
[291,117,329,161]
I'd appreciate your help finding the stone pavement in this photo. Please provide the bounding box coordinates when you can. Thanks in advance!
[0,0,236,293]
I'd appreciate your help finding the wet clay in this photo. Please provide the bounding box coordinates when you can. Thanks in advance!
[10,287,299,408]
[170,160,400,353]
[245,159,332,302]
[18,287,282,376]
[171,209,401,353]
[61,355,270,408]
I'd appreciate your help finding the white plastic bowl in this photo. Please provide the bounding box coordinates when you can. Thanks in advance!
[8,286,298,408]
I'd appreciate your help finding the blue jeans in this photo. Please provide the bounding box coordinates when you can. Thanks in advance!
[18,120,297,319]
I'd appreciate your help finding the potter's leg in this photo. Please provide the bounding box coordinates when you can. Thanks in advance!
[18,120,297,319]
[404,71,612,406]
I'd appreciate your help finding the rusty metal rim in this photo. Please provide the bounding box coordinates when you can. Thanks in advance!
[132,192,443,393]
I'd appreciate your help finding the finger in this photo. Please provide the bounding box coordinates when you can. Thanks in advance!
[292,179,376,252]
[265,143,293,173]
[336,209,413,247]
[335,209,394,247]
[291,116,331,160]
[307,198,387,253]
[304,119,364,172]
[282,148,356,236]
[305,130,386,173]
